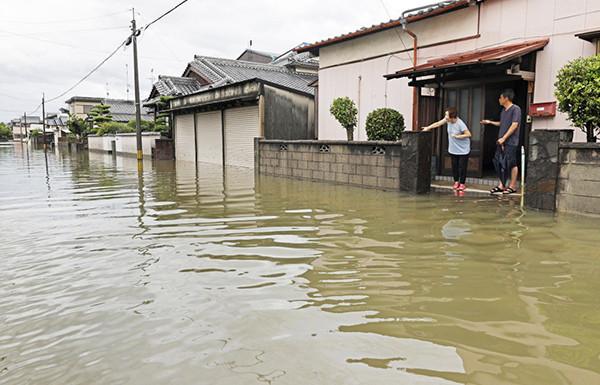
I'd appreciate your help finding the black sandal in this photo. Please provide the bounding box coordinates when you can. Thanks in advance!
[503,187,518,195]
[490,186,504,195]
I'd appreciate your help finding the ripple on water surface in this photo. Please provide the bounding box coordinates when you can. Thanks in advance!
[1,144,600,385]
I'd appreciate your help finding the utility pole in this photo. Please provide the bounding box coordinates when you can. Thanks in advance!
[20,112,24,142]
[42,93,47,151]
[23,112,27,141]
[130,8,143,162]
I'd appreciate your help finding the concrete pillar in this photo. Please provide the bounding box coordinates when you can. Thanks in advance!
[399,131,432,194]
[525,129,573,211]
[254,137,263,172]
[154,138,175,160]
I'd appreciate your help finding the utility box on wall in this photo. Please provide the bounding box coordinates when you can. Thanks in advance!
[529,102,557,118]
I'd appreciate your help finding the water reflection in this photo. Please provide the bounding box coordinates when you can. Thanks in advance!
[1,144,599,385]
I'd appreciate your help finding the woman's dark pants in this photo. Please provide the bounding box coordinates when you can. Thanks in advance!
[451,154,469,184]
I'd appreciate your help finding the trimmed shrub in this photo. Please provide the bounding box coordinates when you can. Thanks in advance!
[555,55,600,142]
[95,122,133,136]
[365,108,405,141]
[330,97,358,141]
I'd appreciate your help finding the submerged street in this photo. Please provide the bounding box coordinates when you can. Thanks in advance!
[1,143,600,385]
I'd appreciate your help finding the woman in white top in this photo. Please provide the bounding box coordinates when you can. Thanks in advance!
[422,107,472,191]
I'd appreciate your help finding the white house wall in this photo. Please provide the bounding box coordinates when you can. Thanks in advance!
[316,0,599,142]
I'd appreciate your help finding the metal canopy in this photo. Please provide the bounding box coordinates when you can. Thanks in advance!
[385,38,549,80]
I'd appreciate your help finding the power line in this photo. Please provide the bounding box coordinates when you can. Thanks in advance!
[142,0,190,31]
[45,39,128,103]
[0,10,130,25]
[378,0,412,63]
[4,26,130,35]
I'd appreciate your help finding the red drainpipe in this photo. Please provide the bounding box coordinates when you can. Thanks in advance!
[401,23,419,131]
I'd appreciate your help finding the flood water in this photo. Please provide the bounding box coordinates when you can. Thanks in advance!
[1,143,600,385]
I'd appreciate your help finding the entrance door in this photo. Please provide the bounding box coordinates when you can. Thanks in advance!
[442,85,484,177]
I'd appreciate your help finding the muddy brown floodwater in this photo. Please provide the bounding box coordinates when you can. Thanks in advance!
[1,143,600,385]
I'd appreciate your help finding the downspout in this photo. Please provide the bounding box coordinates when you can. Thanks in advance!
[400,16,419,131]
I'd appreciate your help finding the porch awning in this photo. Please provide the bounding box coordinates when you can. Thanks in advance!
[384,38,549,80]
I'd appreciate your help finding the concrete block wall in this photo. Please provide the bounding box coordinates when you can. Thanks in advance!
[256,132,432,194]
[557,143,600,216]
[88,133,161,157]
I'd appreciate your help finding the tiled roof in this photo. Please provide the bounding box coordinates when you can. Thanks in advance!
[154,76,203,97]
[271,46,319,69]
[12,116,41,124]
[236,48,278,62]
[297,0,476,53]
[188,56,317,95]
[385,38,550,79]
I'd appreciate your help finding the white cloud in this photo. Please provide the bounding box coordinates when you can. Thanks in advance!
[0,0,431,121]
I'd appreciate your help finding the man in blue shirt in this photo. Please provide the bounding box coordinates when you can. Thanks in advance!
[481,89,522,195]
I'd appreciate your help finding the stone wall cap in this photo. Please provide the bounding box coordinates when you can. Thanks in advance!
[559,142,600,149]
[259,139,403,146]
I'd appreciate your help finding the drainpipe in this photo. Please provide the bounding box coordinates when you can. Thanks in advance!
[400,16,419,131]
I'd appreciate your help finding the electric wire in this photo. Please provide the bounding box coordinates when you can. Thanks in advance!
[10,1,192,115]
[142,0,190,31]
[45,39,128,103]
[0,10,130,25]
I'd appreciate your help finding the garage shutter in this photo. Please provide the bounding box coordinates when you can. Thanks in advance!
[174,114,195,162]
[196,111,223,165]
[224,106,260,168]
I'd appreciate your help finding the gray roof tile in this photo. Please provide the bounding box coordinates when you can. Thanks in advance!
[190,56,317,95]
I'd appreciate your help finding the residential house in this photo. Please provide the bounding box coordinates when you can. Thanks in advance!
[10,116,43,139]
[236,48,278,64]
[45,114,69,146]
[298,0,600,177]
[64,96,153,123]
[150,50,317,168]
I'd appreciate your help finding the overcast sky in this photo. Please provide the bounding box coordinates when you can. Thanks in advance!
[0,0,433,122]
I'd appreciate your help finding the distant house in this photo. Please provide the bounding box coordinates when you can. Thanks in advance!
[149,48,318,168]
[10,116,43,139]
[271,44,319,74]
[236,48,278,64]
[64,96,152,123]
[45,114,69,145]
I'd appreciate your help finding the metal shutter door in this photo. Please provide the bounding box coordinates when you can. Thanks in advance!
[224,106,260,168]
[196,111,223,165]
[174,114,195,162]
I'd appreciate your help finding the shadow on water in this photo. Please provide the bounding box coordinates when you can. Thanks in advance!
[0,144,599,385]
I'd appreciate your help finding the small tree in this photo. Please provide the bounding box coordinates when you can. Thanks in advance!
[330,97,358,141]
[88,103,113,128]
[67,114,88,140]
[365,108,405,141]
[0,122,11,141]
[555,55,600,143]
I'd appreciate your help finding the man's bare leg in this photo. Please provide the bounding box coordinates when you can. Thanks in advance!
[509,166,519,190]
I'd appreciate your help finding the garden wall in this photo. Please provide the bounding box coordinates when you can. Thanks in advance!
[526,130,600,216]
[88,133,161,157]
[255,132,432,194]
[556,143,600,216]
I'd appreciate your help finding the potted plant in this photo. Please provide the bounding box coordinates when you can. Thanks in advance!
[330,97,358,141]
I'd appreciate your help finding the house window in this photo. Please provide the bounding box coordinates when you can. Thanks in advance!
[83,105,94,114]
